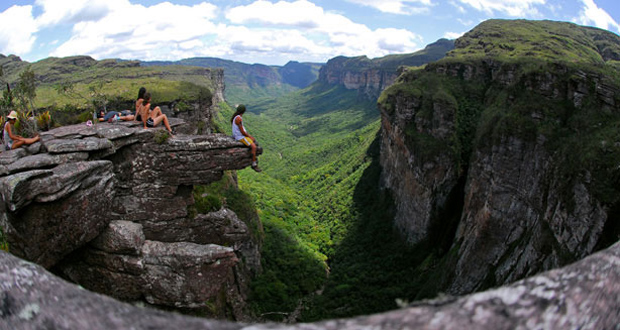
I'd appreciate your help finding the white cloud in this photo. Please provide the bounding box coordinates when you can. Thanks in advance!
[34,0,116,27]
[456,0,546,17]
[576,0,620,33]
[444,31,465,39]
[1,0,425,65]
[223,0,422,62]
[50,1,218,60]
[345,0,432,15]
[0,5,37,55]
[226,0,323,27]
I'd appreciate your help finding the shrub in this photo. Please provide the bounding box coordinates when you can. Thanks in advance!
[153,130,170,144]
[0,227,8,252]
[195,193,222,213]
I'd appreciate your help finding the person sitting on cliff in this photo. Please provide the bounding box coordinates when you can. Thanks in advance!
[134,87,147,123]
[3,110,40,150]
[231,104,261,172]
[141,92,174,137]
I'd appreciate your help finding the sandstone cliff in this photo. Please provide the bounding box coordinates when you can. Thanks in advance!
[378,20,620,296]
[318,39,454,100]
[0,119,262,320]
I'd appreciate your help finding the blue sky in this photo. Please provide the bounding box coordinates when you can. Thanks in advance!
[0,0,618,65]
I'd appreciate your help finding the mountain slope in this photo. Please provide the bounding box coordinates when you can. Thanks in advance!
[141,57,322,105]
[217,39,454,320]
[379,18,620,299]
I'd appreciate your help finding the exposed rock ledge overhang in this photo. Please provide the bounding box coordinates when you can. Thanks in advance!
[1,240,618,329]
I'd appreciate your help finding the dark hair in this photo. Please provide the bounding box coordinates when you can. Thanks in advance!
[142,92,151,106]
[230,104,246,123]
[137,87,146,100]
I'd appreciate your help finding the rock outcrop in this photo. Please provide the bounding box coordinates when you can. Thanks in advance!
[1,240,618,329]
[318,39,454,100]
[378,20,620,296]
[0,119,262,320]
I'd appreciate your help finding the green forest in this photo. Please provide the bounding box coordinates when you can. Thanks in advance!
[2,18,619,324]
[210,81,450,321]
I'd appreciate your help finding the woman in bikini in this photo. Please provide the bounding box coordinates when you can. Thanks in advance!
[141,92,174,136]
[134,87,147,123]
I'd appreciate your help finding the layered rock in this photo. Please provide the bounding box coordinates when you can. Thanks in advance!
[318,39,454,100]
[1,240,618,329]
[0,119,262,320]
[378,22,620,296]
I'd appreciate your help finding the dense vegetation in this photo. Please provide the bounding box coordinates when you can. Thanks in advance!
[142,57,322,105]
[2,18,618,324]
[219,19,620,321]
[0,55,216,126]
[213,76,457,319]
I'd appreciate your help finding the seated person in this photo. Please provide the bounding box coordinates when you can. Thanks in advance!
[3,110,40,150]
[96,109,135,122]
[134,87,147,122]
[141,92,174,137]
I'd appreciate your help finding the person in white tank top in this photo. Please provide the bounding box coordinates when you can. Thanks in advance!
[3,110,40,150]
[231,104,261,172]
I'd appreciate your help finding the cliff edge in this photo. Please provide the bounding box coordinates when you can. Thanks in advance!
[0,119,262,320]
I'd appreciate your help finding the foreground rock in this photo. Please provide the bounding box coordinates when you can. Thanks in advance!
[0,120,262,319]
[1,240,618,329]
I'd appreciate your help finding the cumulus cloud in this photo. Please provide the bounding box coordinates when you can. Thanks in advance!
[0,0,424,65]
[34,0,115,27]
[51,1,218,60]
[576,0,620,33]
[224,0,422,62]
[226,0,323,28]
[456,0,546,17]
[444,31,465,39]
[0,5,38,55]
[345,0,432,15]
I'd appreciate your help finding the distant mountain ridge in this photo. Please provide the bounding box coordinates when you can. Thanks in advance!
[141,57,323,104]
[317,38,455,100]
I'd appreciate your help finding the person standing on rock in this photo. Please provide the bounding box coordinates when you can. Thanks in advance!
[3,110,40,150]
[231,104,261,172]
[141,92,174,137]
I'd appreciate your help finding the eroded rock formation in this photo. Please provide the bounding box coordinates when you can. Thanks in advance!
[318,39,454,101]
[378,27,620,296]
[0,119,262,320]
[1,240,618,329]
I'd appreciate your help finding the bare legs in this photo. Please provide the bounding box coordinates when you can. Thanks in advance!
[248,137,261,172]
[11,135,40,149]
[149,107,174,136]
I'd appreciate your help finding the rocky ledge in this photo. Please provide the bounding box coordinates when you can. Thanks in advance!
[1,240,618,329]
[0,119,262,320]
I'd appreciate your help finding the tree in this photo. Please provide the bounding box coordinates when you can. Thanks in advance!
[56,80,108,113]
[14,66,36,115]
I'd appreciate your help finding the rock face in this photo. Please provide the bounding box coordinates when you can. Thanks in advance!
[0,119,262,320]
[171,69,225,135]
[378,22,620,296]
[1,241,618,329]
[318,39,454,100]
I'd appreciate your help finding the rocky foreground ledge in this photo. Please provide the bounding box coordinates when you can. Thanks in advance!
[0,240,618,329]
[0,119,262,320]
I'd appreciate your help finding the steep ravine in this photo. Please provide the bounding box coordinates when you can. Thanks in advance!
[378,24,620,296]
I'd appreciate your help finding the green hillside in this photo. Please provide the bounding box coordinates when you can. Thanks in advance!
[221,20,620,322]
[142,57,322,105]
[448,19,620,65]
[6,18,615,323]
